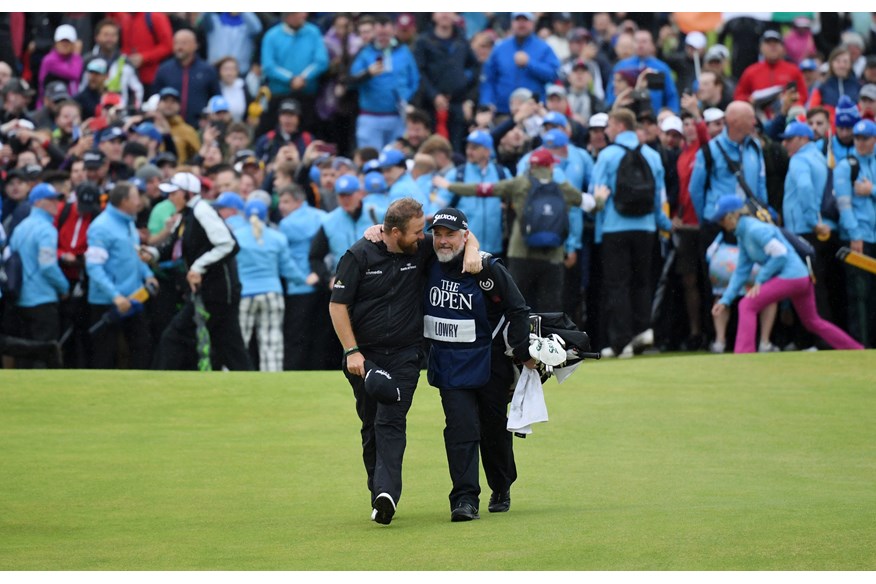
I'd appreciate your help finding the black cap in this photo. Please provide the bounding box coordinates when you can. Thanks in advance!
[2,78,34,96]
[279,98,301,115]
[45,81,71,103]
[428,208,469,231]
[234,149,258,163]
[7,163,43,181]
[123,141,148,158]
[83,150,107,169]
[364,361,401,405]
[159,87,180,100]
[761,30,783,43]
[75,181,102,214]
[154,151,178,167]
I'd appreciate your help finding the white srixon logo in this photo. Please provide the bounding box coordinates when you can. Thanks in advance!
[478,279,494,291]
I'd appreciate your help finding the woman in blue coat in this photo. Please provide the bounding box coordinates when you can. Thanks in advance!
[709,195,862,353]
[235,200,305,371]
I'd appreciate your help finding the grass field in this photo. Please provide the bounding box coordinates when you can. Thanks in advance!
[1,351,875,570]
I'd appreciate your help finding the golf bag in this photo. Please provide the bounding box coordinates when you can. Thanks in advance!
[477,255,599,382]
[525,312,600,383]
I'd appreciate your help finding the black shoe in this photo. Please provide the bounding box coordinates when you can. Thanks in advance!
[372,492,396,525]
[450,503,479,522]
[488,490,511,513]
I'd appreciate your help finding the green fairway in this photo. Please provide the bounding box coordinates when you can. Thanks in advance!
[1,351,875,570]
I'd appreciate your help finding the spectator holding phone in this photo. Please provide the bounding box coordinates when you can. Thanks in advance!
[607,30,679,114]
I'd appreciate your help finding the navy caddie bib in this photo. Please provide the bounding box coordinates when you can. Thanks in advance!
[423,260,492,389]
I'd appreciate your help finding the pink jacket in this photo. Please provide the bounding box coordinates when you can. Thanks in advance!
[784,30,816,65]
[38,49,83,108]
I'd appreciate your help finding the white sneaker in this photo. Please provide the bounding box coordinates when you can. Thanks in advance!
[709,341,726,354]
[600,346,616,358]
[758,341,780,353]
[631,328,654,350]
[618,344,634,359]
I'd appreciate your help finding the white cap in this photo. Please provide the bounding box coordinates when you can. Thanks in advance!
[703,108,725,123]
[588,112,609,128]
[54,24,77,43]
[159,172,201,194]
[660,115,683,134]
[685,32,707,51]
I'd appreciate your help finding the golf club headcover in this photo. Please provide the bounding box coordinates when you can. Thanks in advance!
[537,334,566,367]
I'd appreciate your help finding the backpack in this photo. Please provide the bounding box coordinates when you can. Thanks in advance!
[821,166,839,223]
[520,175,569,249]
[0,246,24,301]
[613,143,656,216]
[818,153,858,224]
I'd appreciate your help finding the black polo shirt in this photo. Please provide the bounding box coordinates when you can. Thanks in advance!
[331,235,434,352]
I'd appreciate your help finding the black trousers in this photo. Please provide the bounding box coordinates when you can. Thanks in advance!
[16,302,60,369]
[284,290,338,370]
[344,346,421,506]
[601,231,655,353]
[88,304,152,369]
[438,349,517,511]
[283,292,323,370]
[59,292,90,369]
[156,297,253,371]
[507,257,564,313]
[843,241,876,348]
[801,232,846,328]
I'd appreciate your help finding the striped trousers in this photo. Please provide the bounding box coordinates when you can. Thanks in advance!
[239,292,285,371]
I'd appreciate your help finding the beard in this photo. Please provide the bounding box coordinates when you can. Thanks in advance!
[398,238,419,255]
[435,246,463,263]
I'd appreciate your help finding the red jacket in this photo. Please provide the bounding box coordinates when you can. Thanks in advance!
[676,120,710,226]
[734,59,808,107]
[55,201,95,282]
[111,12,174,86]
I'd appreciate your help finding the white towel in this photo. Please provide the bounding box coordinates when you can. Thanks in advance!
[507,367,549,435]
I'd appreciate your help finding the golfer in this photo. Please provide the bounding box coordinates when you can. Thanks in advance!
[709,195,863,353]
[424,208,537,522]
[329,198,481,525]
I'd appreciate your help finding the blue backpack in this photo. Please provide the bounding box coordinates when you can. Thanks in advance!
[520,176,568,249]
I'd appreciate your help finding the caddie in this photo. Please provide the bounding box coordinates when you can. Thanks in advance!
[424,207,537,522]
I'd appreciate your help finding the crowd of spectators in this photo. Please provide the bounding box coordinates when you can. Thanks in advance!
[1,11,875,371]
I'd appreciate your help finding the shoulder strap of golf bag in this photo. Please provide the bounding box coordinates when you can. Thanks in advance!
[715,140,773,224]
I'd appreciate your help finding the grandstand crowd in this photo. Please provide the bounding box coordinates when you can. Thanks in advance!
[1,11,875,371]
